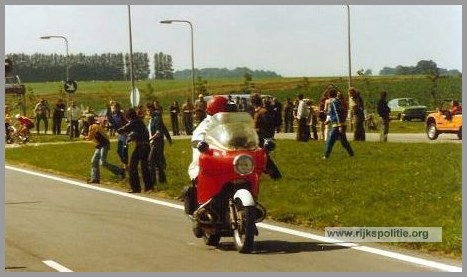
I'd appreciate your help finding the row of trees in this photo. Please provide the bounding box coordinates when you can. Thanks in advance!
[379,60,461,76]
[6,52,169,82]
[6,52,280,82]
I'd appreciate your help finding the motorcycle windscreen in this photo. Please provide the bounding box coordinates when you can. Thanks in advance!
[205,112,259,150]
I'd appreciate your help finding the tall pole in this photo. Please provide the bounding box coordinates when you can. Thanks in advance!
[188,21,195,103]
[160,19,195,102]
[346,5,352,90]
[40,35,69,81]
[128,5,136,107]
[40,35,72,138]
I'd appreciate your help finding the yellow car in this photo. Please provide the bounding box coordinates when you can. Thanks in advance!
[426,100,462,140]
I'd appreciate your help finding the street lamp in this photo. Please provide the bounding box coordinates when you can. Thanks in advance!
[40,35,69,81]
[160,19,195,102]
[345,5,352,90]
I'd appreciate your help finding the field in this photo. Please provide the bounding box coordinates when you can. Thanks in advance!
[7,75,462,119]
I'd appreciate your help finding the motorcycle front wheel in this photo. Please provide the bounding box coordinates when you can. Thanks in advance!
[232,199,256,254]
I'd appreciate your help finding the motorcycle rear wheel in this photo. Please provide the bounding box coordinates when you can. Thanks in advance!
[233,200,256,254]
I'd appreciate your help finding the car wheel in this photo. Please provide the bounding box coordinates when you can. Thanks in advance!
[426,122,439,140]
[458,127,462,140]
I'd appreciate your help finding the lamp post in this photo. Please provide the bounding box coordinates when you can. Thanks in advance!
[40,35,69,81]
[345,5,352,90]
[160,19,195,102]
[345,5,354,131]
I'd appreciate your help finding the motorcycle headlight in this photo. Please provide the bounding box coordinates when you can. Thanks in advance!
[233,155,254,176]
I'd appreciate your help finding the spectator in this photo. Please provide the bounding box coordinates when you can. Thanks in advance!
[147,103,173,186]
[271,97,283,133]
[251,93,282,180]
[117,108,152,193]
[323,89,354,159]
[169,101,180,136]
[81,106,97,137]
[107,101,128,174]
[85,116,124,184]
[194,93,207,126]
[377,91,391,142]
[349,87,366,141]
[295,94,309,142]
[5,105,12,143]
[318,86,331,141]
[306,100,318,140]
[52,99,66,135]
[450,100,462,116]
[67,101,81,138]
[182,98,194,135]
[34,98,50,134]
[283,97,294,133]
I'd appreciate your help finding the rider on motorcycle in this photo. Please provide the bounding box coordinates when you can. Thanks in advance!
[187,95,281,182]
[188,95,232,180]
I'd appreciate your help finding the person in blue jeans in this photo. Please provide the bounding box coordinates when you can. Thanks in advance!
[85,116,124,184]
[323,88,354,159]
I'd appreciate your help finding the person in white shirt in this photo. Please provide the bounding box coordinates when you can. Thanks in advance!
[295,94,310,141]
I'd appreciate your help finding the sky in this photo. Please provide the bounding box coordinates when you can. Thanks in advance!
[4,4,462,77]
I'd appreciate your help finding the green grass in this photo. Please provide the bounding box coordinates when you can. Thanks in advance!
[5,138,461,258]
[8,75,461,118]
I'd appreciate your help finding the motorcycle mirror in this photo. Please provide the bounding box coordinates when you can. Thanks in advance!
[197,141,210,153]
[263,139,275,153]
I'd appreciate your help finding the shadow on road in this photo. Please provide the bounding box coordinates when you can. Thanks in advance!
[216,240,348,254]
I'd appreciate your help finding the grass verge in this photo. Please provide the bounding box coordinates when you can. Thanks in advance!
[5,138,461,258]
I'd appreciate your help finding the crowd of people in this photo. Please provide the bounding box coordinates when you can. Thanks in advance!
[9,84,460,193]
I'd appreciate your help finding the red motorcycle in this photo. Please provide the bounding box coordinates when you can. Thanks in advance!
[184,112,275,253]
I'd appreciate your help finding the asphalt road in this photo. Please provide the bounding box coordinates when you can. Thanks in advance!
[4,167,462,272]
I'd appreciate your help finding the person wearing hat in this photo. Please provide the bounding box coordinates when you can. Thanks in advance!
[85,115,124,184]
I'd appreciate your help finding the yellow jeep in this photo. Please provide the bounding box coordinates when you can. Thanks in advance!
[425,100,462,140]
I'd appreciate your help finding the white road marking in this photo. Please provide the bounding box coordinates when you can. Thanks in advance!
[7,166,461,272]
[42,260,73,272]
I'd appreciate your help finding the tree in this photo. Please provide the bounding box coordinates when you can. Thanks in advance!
[195,76,208,95]
[154,52,174,80]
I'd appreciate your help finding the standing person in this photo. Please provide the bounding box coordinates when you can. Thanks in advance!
[52,99,66,135]
[67,101,81,138]
[377,91,391,142]
[250,93,282,180]
[34,98,50,134]
[107,101,128,174]
[283,97,294,133]
[271,97,283,133]
[169,101,180,136]
[349,87,366,141]
[318,87,331,141]
[182,98,194,135]
[117,108,152,193]
[194,93,207,127]
[323,88,354,159]
[85,116,124,184]
[307,100,318,140]
[147,103,173,186]
[295,94,309,142]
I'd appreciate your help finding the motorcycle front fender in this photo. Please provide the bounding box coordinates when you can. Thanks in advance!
[233,189,256,207]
